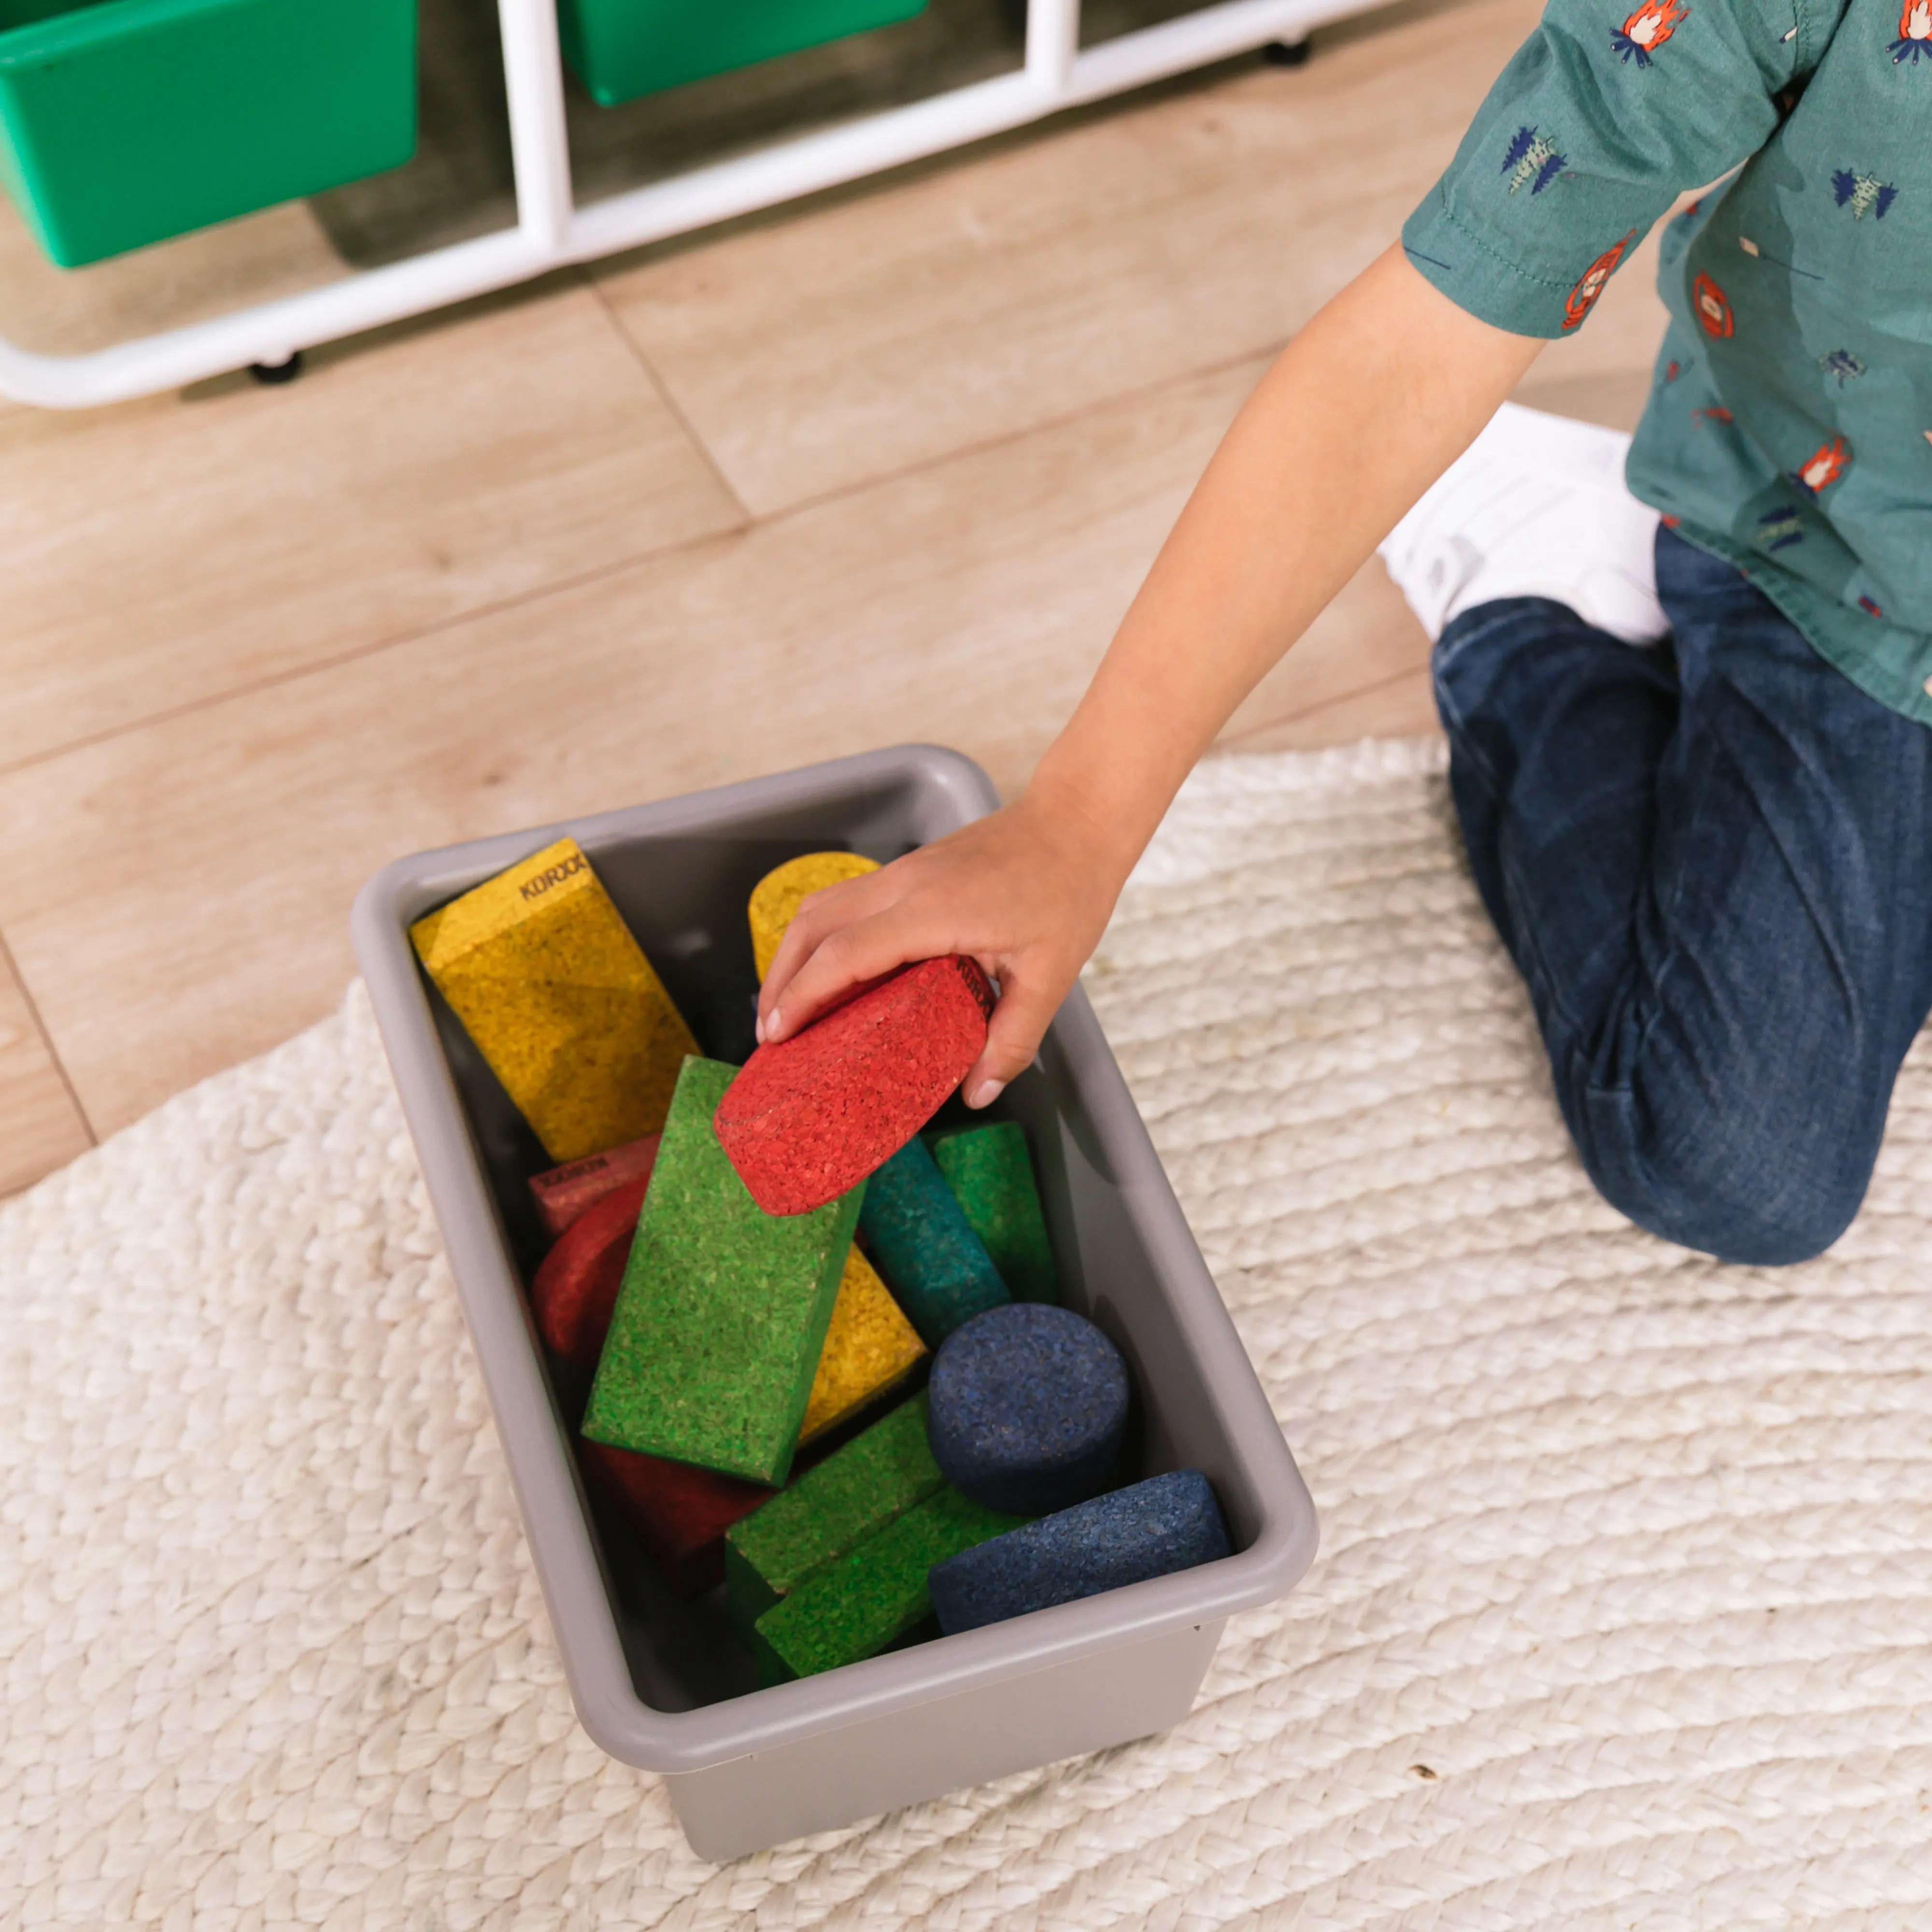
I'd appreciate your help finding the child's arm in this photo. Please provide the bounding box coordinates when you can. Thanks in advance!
[758,244,1543,1102]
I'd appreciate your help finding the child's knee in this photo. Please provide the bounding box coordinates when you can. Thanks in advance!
[1429,600,1530,715]
[1602,1160,1862,1266]
[1575,1081,1875,1267]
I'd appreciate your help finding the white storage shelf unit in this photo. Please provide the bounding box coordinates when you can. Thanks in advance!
[0,0,1388,410]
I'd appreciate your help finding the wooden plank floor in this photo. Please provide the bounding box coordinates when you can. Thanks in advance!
[0,0,1667,1194]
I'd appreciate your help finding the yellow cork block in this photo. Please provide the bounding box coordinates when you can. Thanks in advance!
[749,852,881,981]
[798,1248,926,1447]
[411,836,697,1163]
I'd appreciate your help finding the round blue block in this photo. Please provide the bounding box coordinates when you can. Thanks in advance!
[926,1303,1129,1516]
[927,1469,1232,1635]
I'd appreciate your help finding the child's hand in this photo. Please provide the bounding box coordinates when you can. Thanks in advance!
[755,787,1126,1108]
[756,248,1538,1111]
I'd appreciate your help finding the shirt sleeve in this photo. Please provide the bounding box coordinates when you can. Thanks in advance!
[1401,0,1831,337]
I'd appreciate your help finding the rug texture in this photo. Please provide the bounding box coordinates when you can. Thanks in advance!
[6,739,1932,1930]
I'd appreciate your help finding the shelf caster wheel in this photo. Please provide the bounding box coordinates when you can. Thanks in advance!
[249,351,304,386]
[1264,36,1311,65]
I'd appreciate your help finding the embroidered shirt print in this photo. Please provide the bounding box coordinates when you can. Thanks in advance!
[1563,231,1635,327]
[1832,170,1899,217]
[1398,0,1932,708]
[1795,437,1851,493]
[1503,126,1568,194]
[1692,272,1734,337]
[1893,0,1932,61]
[1612,0,1688,63]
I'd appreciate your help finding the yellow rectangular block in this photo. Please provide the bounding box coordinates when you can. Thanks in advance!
[798,1247,926,1446]
[411,837,696,1163]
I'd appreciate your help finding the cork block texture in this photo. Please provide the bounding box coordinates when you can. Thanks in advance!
[582,1056,864,1486]
[537,1218,917,1443]
[798,1248,926,1448]
[753,1485,1026,1682]
[529,1170,653,1368]
[724,1392,942,1633]
[926,1303,1128,1516]
[932,1121,1059,1304]
[715,954,995,1216]
[748,852,880,981]
[411,837,697,1163]
[926,1470,1231,1636]
[579,1439,774,1600]
[529,1132,662,1238]
[859,1136,1009,1345]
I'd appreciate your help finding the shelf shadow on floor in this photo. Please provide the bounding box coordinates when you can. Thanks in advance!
[312,0,1031,270]
[310,0,1275,272]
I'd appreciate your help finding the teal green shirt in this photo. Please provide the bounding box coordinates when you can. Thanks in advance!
[1402,0,1932,722]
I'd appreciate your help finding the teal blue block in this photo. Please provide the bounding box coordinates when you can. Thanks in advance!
[858,1136,1008,1345]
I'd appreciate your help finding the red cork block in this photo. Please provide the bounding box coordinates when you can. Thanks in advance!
[579,1438,773,1598]
[714,955,995,1217]
[529,1133,661,1238]
[529,1172,651,1367]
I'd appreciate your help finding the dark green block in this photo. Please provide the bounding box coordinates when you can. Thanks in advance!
[753,1486,1026,1683]
[931,1122,1058,1304]
[724,1392,943,1636]
[582,1056,864,1485]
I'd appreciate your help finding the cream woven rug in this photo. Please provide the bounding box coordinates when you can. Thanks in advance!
[8,738,1932,1930]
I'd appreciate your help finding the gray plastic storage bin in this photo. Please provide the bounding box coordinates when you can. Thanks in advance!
[351,744,1318,1861]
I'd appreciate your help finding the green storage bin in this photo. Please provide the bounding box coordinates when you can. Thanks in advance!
[558,0,928,107]
[0,0,417,268]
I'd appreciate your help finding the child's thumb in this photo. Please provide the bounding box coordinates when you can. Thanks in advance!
[961,973,1063,1108]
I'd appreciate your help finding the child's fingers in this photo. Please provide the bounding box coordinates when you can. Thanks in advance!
[760,901,939,1042]
[757,870,895,1021]
[962,970,1066,1108]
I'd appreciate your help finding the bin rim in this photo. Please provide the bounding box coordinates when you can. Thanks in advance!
[351,743,1319,1776]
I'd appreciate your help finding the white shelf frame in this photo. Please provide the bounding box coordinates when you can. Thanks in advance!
[0,0,1383,410]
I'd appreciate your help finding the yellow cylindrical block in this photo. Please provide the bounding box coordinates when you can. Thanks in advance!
[748,851,881,981]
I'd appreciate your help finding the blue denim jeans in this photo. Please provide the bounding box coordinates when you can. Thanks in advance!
[1433,526,1932,1265]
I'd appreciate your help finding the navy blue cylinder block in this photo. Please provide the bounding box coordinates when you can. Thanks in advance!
[927,1469,1232,1634]
[925,1301,1129,1516]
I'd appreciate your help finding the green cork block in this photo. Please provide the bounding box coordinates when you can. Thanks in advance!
[724,1392,943,1635]
[583,1056,864,1485]
[753,1486,1027,1683]
[931,1122,1058,1304]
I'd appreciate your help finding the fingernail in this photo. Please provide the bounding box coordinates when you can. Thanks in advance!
[766,1007,782,1041]
[968,1078,1005,1108]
